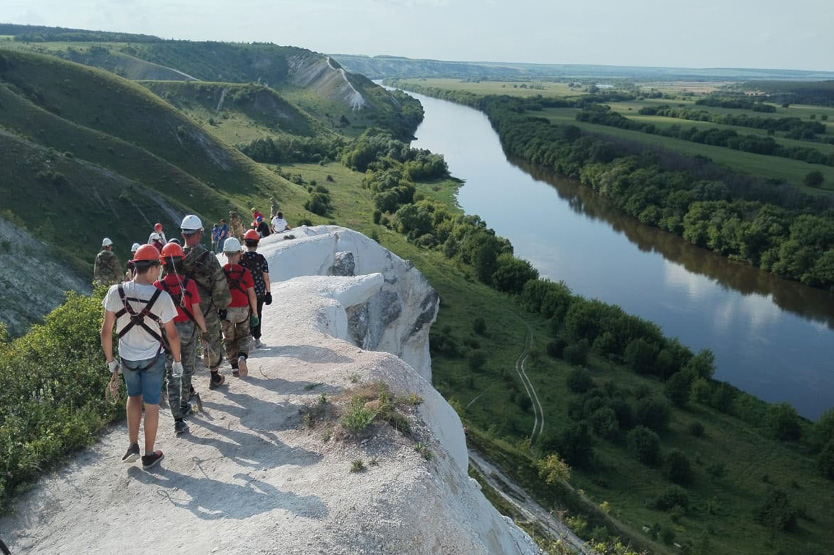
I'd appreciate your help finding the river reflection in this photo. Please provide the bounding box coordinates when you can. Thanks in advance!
[515,158,834,331]
[402,88,834,420]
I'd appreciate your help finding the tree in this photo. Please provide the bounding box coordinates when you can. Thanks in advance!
[636,396,671,432]
[818,440,834,480]
[544,421,594,467]
[491,253,539,294]
[665,370,694,407]
[627,426,661,466]
[473,243,499,284]
[563,339,590,365]
[664,449,694,485]
[683,349,715,379]
[804,170,824,188]
[767,403,802,441]
[654,485,690,511]
[624,338,658,374]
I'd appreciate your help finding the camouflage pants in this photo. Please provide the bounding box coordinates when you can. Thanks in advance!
[201,300,225,369]
[166,320,197,419]
[221,306,251,365]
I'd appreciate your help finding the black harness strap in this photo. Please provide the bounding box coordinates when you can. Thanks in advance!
[115,285,168,352]
[160,278,196,323]
[224,267,248,296]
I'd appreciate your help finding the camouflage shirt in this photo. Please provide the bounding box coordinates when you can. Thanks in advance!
[94,249,121,285]
[182,243,231,311]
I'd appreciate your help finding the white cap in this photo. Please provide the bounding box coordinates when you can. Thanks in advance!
[180,214,203,233]
[223,237,242,253]
[102,238,113,247]
[131,242,141,253]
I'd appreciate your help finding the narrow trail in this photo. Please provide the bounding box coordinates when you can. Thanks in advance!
[515,317,545,441]
[469,450,597,555]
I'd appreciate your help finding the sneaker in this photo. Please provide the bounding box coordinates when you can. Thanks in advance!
[174,418,189,435]
[254,338,264,349]
[141,450,164,470]
[237,355,248,378]
[180,402,192,417]
[209,372,226,390]
[232,368,239,377]
[121,443,140,463]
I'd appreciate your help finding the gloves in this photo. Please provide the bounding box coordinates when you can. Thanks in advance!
[218,308,228,320]
[172,360,184,379]
[264,292,272,305]
[107,359,120,374]
[250,314,260,328]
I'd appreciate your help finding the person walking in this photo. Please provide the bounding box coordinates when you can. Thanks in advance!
[210,224,220,253]
[241,229,272,349]
[150,223,167,244]
[125,242,141,281]
[100,244,181,470]
[221,237,258,377]
[149,232,165,253]
[270,211,291,234]
[216,219,228,254]
[180,215,232,390]
[156,242,208,435]
[94,238,121,286]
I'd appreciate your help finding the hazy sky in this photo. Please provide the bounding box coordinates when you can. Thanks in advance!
[5,0,834,71]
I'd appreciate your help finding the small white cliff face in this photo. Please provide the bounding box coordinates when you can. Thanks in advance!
[1,226,538,555]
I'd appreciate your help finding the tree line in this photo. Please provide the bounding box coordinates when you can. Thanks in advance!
[576,105,834,167]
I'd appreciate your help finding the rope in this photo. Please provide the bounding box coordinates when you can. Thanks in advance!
[106,365,121,405]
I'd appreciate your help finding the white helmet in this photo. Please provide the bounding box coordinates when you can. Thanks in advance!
[180,214,203,233]
[223,237,242,253]
[131,242,141,253]
[149,232,161,241]
[102,237,113,247]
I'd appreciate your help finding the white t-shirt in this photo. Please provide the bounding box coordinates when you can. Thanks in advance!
[271,216,288,232]
[103,281,177,361]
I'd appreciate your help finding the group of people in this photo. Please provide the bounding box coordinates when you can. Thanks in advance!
[209,207,292,254]
[98,213,276,470]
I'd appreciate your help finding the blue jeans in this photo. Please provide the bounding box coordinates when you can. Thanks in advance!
[121,353,165,404]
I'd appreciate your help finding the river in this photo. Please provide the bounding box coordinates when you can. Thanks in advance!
[400,89,834,420]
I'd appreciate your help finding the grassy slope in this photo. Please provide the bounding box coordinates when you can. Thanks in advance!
[282,161,834,555]
[0,48,310,264]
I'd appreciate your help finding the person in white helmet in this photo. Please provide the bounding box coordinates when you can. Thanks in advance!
[94,237,121,286]
[220,237,258,377]
[180,214,232,389]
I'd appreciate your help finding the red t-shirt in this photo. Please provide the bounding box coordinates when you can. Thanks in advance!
[223,263,254,308]
[154,275,201,324]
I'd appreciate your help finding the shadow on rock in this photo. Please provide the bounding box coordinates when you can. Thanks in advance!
[127,466,328,521]
[253,344,354,364]
[201,389,306,436]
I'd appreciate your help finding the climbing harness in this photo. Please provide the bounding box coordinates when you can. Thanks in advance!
[223,266,248,296]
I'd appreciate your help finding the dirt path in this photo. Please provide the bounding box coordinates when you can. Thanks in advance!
[469,450,596,555]
[514,317,545,441]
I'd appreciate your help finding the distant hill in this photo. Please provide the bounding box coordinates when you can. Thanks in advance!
[331,53,834,82]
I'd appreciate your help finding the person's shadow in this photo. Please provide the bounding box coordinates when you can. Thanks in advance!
[253,344,354,365]
[128,466,328,521]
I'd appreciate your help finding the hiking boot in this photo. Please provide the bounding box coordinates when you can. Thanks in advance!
[174,418,189,435]
[254,338,264,349]
[141,450,164,470]
[232,367,239,377]
[237,356,248,378]
[122,443,140,463]
[209,372,226,390]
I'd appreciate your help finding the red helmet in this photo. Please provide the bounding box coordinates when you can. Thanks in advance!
[160,242,185,264]
[133,244,161,262]
[154,223,163,232]
[244,229,260,242]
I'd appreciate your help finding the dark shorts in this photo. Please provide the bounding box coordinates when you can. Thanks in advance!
[121,353,165,404]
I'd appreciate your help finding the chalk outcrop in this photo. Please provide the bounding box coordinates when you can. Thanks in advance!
[1,226,537,555]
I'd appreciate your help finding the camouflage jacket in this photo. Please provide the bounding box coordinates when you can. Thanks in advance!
[94,249,121,285]
[183,243,231,311]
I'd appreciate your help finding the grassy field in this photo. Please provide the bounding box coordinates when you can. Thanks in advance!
[280,161,834,555]
[396,77,586,97]
[540,107,834,192]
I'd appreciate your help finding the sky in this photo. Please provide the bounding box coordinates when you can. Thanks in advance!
[4,0,834,71]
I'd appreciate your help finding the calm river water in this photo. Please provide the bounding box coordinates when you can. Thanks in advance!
[402,89,834,420]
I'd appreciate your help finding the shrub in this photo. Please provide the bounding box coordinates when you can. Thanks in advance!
[468,351,487,373]
[654,485,690,511]
[804,170,824,188]
[563,339,590,365]
[340,397,376,434]
[665,370,693,407]
[546,338,566,358]
[627,426,661,466]
[687,421,705,437]
[536,454,571,485]
[540,421,594,467]
[636,396,671,432]
[767,402,802,441]
[491,253,539,294]
[566,368,593,393]
[372,209,382,224]
[664,449,694,485]
[472,316,487,335]
[818,440,834,480]
[624,338,658,374]
[589,407,619,439]
[755,489,797,531]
